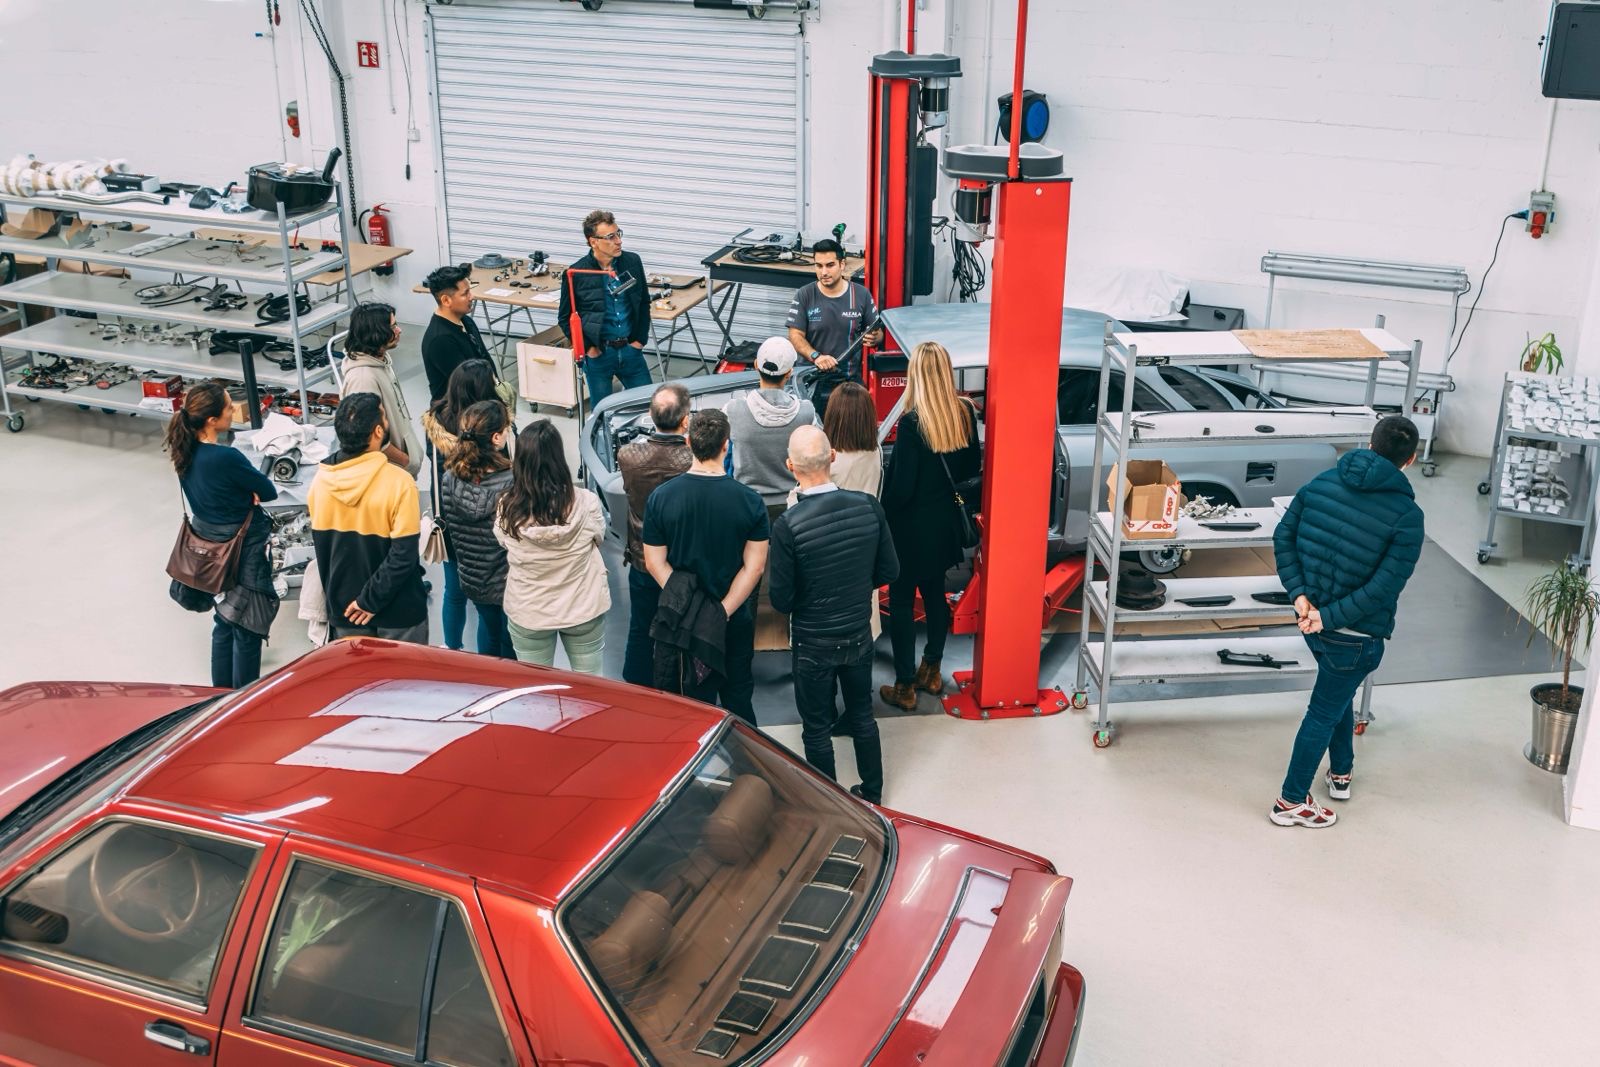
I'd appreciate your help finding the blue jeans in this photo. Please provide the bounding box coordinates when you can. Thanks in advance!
[1280,631,1385,801]
[794,636,881,801]
[441,559,468,650]
[624,566,661,686]
[583,343,653,406]
[211,612,263,689]
[473,601,516,659]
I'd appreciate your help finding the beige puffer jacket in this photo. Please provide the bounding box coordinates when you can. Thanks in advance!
[494,487,611,632]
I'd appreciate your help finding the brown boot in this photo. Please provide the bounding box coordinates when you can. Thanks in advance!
[879,682,918,711]
[914,658,945,695]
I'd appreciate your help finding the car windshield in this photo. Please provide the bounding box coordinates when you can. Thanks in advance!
[563,724,890,1066]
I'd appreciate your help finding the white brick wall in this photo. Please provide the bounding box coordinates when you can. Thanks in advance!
[947,0,1600,456]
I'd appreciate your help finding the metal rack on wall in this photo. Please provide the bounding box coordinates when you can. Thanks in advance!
[0,188,355,434]
[1073,323,1422,748]
[1476,372,1600,568]
[1257,251,1467,477]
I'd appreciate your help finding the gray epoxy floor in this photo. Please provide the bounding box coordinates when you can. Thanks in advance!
[3,334,1599,1065]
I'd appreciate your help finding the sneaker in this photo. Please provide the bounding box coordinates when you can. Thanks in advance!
[1269,794,1337,828]
[1326,772,1352,801]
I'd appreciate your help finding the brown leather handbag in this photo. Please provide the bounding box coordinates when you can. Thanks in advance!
[166,489,255,595]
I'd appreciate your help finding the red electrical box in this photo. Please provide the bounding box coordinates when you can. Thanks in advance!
[143,376,184,400]
[357,41,380,68]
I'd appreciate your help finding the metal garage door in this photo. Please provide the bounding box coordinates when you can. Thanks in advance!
[429,0,805,344]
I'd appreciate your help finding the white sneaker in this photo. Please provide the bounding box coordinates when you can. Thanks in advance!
[1269,794,1338,828]
[1326,772,1352,801]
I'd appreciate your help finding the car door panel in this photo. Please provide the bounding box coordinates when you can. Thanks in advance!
[0,805,283,1067]
[217,839,532,1067]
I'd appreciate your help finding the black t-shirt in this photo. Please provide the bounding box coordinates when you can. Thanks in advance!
[642,472,769,601]
[421,313,493,403]
[180,442,278,526]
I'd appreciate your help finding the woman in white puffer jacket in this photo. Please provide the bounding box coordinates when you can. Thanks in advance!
[494,419,611,672]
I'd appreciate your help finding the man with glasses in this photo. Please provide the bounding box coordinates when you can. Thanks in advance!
[559,209,654,405]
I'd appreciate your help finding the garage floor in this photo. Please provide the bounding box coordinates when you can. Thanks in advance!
[3,337,1597,1065]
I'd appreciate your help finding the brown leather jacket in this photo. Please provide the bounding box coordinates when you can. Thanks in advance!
[617,432,692,568]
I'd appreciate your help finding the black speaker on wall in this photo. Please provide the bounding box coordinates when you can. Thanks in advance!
[1542,2,1600,99]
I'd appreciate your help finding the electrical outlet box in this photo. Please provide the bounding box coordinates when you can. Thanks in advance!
[407,128,421,143]
[1528,190,1557,236]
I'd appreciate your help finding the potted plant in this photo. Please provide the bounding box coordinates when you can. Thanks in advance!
[1520,331,1563,374]
[1523,561,1597,772]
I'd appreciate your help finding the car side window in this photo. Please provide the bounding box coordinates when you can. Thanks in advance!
[249,860,512,1067]
[1057,369,1165,424]
[0,821,257,1000]
[1157,367,1233,411]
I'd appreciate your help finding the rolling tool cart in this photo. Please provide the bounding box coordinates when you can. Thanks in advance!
[1477,372,1600,568]
[0,184,354,434]
[1074,322,1421,747]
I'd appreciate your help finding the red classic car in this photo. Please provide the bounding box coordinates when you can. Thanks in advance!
[0,641,1084,1066]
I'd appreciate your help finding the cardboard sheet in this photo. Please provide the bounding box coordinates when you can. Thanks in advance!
[1233,328,1383,361]
[1058,547,1290,636]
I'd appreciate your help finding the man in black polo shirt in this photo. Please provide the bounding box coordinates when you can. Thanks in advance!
[558,209,653,406]
[420,263,493,404]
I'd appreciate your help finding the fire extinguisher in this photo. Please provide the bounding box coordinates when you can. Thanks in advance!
[358,204,394,277]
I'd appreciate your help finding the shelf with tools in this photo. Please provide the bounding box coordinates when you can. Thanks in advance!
[1477,373,1600,567]
[0,228,342,287]
[0,318,331,390]
[0,186,354,434]
[1072,321,1421,748]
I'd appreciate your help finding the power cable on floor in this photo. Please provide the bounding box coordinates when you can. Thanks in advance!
[1447,212,1523,370]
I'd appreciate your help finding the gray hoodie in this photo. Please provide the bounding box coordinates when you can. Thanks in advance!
[724,387,816,504]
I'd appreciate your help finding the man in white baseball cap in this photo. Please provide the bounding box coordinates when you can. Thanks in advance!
[723,336,817,507]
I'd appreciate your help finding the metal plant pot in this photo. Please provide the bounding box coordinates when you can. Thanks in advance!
[1526,683,1584,773]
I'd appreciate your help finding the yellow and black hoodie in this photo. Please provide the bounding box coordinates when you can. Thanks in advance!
[306,450,427,629]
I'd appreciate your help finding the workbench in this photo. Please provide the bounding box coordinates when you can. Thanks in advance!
[195,230,413,302]
[700,243,866,351]
[410,261,724,375]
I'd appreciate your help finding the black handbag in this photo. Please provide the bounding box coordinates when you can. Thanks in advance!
[936,451,982,550]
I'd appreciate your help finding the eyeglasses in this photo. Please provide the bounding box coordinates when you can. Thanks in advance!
[593,230,623,242]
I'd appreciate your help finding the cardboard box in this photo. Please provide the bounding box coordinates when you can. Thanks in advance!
[143,376,184,399]
[1107,460,1184,540]
[516,325,578,408]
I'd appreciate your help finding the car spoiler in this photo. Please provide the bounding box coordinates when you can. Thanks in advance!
[916,868,1074,1066]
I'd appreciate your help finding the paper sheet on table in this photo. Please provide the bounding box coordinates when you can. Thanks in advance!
[486,288,514,297]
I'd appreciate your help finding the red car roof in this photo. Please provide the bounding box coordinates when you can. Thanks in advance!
[126,640,722,904]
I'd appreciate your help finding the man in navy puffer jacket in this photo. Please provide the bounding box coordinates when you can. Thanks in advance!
[1269,415,1424,828]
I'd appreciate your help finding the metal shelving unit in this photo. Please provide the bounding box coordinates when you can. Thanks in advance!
[1476,373,1600,568]
[1073,322,1421,748]
[0,188,353,433]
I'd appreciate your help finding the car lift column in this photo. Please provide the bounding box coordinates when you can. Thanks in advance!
[943,0,1074,720]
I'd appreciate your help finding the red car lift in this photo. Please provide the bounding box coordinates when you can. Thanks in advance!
[866,0,1078,720]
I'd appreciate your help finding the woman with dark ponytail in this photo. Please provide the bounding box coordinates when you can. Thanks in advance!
[438,399,516,657]
[165,381,280,687]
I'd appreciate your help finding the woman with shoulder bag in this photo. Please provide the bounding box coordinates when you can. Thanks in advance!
[878,341,981,711]
[438,400,516,658]
[421,358,510,650]
[495,419,611,673]
[165,382,280,688]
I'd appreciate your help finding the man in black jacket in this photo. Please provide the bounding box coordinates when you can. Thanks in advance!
[618,383,693,685]
[769,424,899,803]
[420,263,493,404]
[558,209,653,406]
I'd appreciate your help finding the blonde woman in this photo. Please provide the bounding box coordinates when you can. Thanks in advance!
[878,341,981,710]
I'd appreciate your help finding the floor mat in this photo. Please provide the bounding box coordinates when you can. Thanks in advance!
[603,541,1564,728]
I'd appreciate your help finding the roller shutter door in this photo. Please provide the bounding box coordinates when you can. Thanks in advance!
[429,1,805,344]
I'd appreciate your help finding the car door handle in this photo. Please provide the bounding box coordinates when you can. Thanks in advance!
[144,1021,211,1056]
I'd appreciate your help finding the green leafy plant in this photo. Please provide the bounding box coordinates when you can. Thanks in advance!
[1520,331,1563,374]
[1524,561,1599,707]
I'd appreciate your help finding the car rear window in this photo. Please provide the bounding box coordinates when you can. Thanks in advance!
[1157,367,1234,411]
[563,725,890,1066]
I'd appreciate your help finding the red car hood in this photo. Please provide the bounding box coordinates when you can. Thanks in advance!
[0,681,218,823]
[774,811,1072,1065]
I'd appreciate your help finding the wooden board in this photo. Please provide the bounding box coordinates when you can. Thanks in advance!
[1232,328,1383,361]
[193,230,412,284]
[708,248,866,280]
